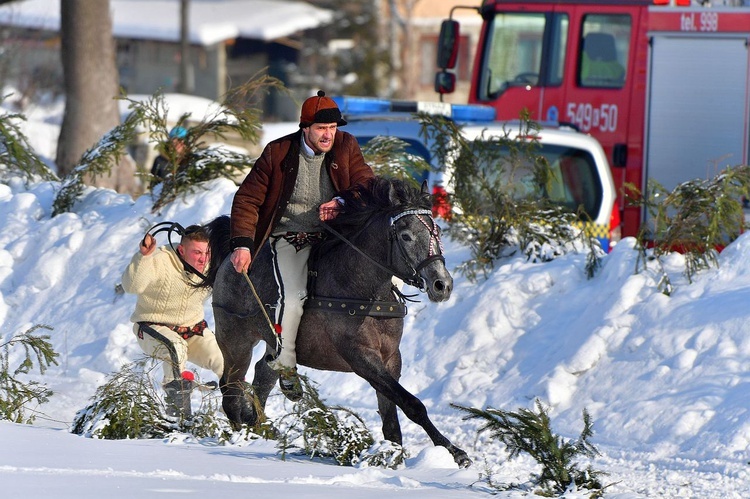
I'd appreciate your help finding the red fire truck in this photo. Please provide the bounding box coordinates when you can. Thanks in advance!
[436,0,750,238]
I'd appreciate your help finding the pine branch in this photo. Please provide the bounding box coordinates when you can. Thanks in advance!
[0,96,58,183]
[0,325,58,424]
[452,399,606,495]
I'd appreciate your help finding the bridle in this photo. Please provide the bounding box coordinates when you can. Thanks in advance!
[319,207,445,292]
[387,209,445,291]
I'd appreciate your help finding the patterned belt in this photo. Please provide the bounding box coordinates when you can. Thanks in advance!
[280,231,325,252]
[143,319,208,340]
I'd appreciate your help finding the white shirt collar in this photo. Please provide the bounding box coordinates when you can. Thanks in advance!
[301,133,316,156]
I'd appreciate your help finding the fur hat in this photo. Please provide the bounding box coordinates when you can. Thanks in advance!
[299,90,347,128]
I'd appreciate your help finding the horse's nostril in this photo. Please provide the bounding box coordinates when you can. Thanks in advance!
[434,280,445,292]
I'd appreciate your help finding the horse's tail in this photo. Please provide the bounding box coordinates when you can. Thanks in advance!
[202,215,232,288]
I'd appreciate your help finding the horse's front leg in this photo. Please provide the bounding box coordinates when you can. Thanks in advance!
[377,350,403,444]
[215,312,259,429]
[346,347,472,468]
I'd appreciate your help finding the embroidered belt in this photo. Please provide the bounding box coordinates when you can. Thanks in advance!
[141,319,208,340]
[280,231,325,252]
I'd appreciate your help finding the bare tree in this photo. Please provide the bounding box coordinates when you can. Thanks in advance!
[56,0,136,193]
[178,0,193,94]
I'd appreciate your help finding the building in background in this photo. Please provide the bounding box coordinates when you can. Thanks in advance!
[380,0,482,102]
[0,0,333,120]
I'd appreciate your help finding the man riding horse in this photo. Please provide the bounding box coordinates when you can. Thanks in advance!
[229,90,374,401]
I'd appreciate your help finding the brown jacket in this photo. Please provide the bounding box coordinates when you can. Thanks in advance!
[230,129,374,256]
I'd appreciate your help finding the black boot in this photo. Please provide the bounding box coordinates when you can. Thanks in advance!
[277,367,303,402]
[266,354,303,402]
[164,378,194,418]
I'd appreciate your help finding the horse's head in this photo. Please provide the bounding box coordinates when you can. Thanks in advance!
[386,181,453,302]
[329,177,453,302]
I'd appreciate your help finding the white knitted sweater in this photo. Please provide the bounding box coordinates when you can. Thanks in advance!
[121,246,210,327]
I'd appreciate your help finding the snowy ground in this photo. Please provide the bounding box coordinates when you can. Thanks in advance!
[2,96,750,498]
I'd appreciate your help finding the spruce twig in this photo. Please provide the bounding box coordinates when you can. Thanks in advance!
[453,399,606,496]
[0,325,58,424]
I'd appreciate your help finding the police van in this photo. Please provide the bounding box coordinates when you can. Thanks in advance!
[334,96,619,252]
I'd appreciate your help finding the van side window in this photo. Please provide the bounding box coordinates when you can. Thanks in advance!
[578,14,631,88]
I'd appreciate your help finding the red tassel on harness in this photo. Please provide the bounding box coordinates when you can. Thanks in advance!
[181,371,195,381]
[274,324,282,334]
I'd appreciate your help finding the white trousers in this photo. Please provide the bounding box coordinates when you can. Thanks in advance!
[269,235,311,369]
[133,323,224,384]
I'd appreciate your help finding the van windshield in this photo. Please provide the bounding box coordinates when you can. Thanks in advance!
[458,142,603,220]
[478,12,568,99]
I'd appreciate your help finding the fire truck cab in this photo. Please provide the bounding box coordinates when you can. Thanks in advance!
[437,0,750,237]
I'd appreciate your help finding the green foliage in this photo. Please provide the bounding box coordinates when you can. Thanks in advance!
[276,375,375,466]
[359,440,409,469]
[0,325,58,424]
[50,74,283,215]
[132,75,281,211]
[0,97,58,183]
[52,106,144,216]
[361,135,430,188]
[420,112,598,282]
[72,358,175,439]
[625,165,750,293]
[71,358,242,442]
[453,399,605,496]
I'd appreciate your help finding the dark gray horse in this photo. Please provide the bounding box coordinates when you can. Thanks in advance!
[204,177,470,468]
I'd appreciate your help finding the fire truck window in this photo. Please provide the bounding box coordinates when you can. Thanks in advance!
[548,14,569,86]
[479,13,546,98]
[579,14,631,88]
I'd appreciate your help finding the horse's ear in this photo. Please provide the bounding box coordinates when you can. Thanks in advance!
[421,180,429,195]
[389,182,400,205]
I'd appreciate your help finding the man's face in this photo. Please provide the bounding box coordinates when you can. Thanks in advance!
[303,122,337,154]
[178,239,210,273]
[172,137,187,157]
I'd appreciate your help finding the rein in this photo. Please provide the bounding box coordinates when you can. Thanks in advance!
[145,221,207,283]
[306,207,445,318]
[318,208,444,291]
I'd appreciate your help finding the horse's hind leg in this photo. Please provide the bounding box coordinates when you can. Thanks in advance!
[376,392,402,444]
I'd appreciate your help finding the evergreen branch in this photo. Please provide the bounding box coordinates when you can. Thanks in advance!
[625,164,750,287]
[452,399,606,495]
[0,95,58,183]
[51,106,144,216]
[361,135,430,187]
[0,325,58,424]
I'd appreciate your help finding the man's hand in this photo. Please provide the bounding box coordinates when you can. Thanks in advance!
[319,198,342,221]
[231,248,252,273]
[140,233,156,256]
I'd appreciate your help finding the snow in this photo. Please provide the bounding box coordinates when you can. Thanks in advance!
[0,0,333,45]
[2,97,750,498]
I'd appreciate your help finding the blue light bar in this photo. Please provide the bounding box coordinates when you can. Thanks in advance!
[332,96,496,123]
[452,104,496,122]
[332,96,391,114]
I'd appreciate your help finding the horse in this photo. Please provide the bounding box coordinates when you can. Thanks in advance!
[203,176,471,468]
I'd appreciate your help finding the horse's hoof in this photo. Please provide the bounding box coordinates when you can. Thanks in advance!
[453,449,472,468]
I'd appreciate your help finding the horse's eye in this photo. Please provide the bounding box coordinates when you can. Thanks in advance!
[400,233,413,242]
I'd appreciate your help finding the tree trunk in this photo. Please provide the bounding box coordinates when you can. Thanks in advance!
[56,0,136,193]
